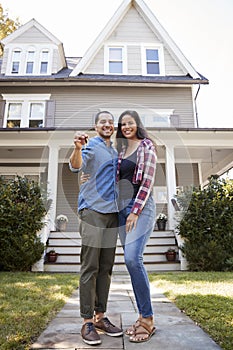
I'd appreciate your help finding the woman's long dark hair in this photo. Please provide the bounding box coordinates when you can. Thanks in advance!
[116,110,155,152]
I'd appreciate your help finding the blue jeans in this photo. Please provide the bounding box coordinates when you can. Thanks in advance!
[119,195,155,318]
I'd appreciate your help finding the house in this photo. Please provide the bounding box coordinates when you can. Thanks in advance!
[0,0,232,271]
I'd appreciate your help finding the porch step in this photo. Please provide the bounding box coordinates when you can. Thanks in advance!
[44,230,180,273]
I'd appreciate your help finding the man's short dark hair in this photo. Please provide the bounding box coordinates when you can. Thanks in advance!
[94,111,114,124]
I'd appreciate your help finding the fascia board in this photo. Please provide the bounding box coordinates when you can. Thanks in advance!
[2,18,62,46]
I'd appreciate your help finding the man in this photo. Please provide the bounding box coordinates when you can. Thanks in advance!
[69,111,123,345]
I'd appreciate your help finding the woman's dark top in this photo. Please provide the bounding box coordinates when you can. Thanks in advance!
[119,149,140,199]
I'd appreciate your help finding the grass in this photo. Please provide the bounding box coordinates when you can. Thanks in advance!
[1,271,232,350]
[149,272,233,350]
[0,272,78,350]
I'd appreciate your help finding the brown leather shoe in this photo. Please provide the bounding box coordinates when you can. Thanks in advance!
[94,317,123,337]
[81,322,101,345]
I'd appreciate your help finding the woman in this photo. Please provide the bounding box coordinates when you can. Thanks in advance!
[116,110,157,343]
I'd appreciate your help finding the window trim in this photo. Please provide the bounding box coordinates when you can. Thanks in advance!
[141,44,165,76]
[104,44,127,75]
[2,94,51,128]
[6,45,52,75]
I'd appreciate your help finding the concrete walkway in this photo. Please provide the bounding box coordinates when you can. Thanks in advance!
[31,273,222,350]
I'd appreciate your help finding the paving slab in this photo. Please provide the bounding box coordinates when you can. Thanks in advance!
[31,273,222,350]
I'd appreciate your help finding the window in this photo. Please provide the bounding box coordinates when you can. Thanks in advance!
[26,50,35,74]
[40,50,49,74]
[2,94,51,128]
[146,49,159,74]
[29,103,44,127]
[105,46,126,74]
[7,103,22,128]
[11,50,21,74]
[8,47,51,75]
[109,48,123,74]
[142,45,165,76]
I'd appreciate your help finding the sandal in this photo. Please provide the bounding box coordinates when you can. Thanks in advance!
[129,320,156,343]
[125,319,140,336]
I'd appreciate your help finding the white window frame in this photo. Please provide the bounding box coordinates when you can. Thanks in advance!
[141,44,165,76]
[26,48,35,74]
[2,94,51,128]
[0,166,46,182]
[99,107,174,127]
[6,44,52,75]
[104,44,127,75]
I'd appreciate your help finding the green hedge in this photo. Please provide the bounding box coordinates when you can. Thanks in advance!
[0,176,47,271]
[176,176,233,271]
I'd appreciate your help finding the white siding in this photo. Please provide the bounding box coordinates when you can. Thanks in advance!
[85,6,186,76]
[10,27,52,44]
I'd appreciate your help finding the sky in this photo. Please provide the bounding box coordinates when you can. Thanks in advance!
[1,0,233,128]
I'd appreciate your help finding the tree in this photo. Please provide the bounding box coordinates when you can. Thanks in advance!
[0,3,20,56]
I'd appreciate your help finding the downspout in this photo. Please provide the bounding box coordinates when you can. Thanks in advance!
[194,84,200,127]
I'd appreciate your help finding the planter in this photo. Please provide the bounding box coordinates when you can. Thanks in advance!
[47,252,58,263]
[157,220,166,231]
[57,221,67,232]
[165,251,176,261]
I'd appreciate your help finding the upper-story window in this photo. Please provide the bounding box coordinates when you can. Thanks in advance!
[11,50,21,74]
[105,45,127,74]
[2,94,51,128]
[142,45,165,76]
[40,50,49,74]
[26,50,35,74]
[146,49,160,74]
[8,46,51,75]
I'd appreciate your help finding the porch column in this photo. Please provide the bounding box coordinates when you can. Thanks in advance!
[47,143,60,231]
[165,144,176,229]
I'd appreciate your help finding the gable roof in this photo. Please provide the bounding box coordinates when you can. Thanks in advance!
[70,0,201,79]
[1,18,66,66]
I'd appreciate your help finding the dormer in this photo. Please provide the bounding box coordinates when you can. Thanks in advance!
[1,19,66,76]
[70,0,202,81]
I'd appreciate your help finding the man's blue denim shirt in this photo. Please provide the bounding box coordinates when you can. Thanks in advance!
[69,136,118,214]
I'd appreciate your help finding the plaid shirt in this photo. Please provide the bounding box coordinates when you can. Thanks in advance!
[117,138,157,215]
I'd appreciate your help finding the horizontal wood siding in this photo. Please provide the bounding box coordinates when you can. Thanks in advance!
[176,163,199,186]
[128,45,141,74]
[108,7,158,42]
[1,85,194,127]
[11,27,52,44]
[56,163,79,231]
[51,86,194,128]
[86,47,104,74]
[164,47,185,75]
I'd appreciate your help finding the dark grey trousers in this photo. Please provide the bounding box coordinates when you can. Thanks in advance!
[78,208,118,319]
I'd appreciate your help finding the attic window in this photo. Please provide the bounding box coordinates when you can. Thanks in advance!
[105,46,126,74]
[26,50,35,74]
[142,45,165,76]
[146,49,159,74]
[40,50,49,74]
[11,50,21,74]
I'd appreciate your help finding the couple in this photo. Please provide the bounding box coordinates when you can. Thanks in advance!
[69,110,157,345]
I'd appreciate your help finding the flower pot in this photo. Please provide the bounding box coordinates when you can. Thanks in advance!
[47,253,58,263]
[57,221,67,232]
[157,220,166,231]
[165,251,176,261]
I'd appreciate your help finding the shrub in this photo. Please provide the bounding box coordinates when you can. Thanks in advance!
[0,176,47,271]
[175,176,233,271]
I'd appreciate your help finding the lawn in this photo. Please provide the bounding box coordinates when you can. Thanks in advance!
[0,272,78,350]
[0,271,232,350]
[149,272,233,350]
